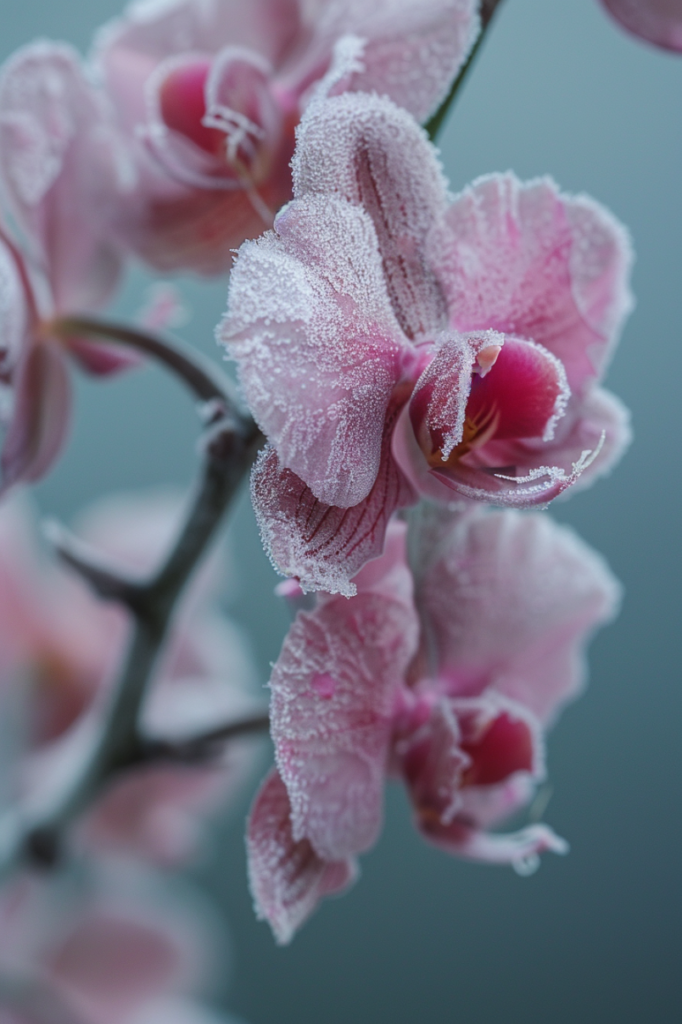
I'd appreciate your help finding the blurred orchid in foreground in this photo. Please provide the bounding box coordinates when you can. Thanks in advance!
[222,89,633,595]
[90,0,480,273]
[0,872,237,1024]
[601,0,682,51]
[247,509,620,943]
[0,490,259,867]
[0,43,135,492]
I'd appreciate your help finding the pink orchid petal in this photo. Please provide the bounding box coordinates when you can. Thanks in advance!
[293,91,449,339]
[399,699,470,826]
[82,763,225,867]
[409,331,570,461]
[65,336,143,376]
[93,0,304,133]
[223,194,406,507]
[145,47,284,192]
[453,696,541,787]
[247,768,357,945]
[420,818,568,867]
[251,435,416,597]
[399,693,544,829]
[600,0,682,51]
[270,559,418,860]
[416,506,621,724]
[0,42,125,312]
[0,237,29,373]
[1,342,71,491]
[47,912,185,1024]
[428,173,633,395]
[339,0,480,123]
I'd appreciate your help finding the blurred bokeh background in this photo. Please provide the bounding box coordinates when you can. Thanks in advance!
[1,0,680,1021]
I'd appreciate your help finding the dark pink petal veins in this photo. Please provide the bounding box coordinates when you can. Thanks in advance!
[247,768,356,945]
[252,429,416,598]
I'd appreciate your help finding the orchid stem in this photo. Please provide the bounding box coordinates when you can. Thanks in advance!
[425,0,506,141]
[0,320,265,874]
[53,314,234,407]
[140,710,271,764]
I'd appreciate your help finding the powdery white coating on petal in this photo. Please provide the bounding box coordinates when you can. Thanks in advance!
[0,42,126,312]
[247,768,357,945]
[222,195,406,507]
[525,385,632,498]
[270,574,418,860]
[408,329,506,458]
[328,0,480,123]
[600,0,682,51]
[428,172,634,396]
[416,507,621,724]
[251,435,416,597]
[292,90,449,338]
[393,400,600,510]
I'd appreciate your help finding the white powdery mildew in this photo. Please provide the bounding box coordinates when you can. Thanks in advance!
[270,589,419,861]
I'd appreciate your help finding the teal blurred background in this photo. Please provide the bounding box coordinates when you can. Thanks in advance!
[1,0,681,1021]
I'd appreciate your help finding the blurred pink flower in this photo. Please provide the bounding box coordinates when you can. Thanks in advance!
[222,90,633,596]
[247,510,620,942]
[0,43,135,491]
[90,0,480,273]
[600,0,682,51]
[0,490,259,866]
[0,873,222,1024]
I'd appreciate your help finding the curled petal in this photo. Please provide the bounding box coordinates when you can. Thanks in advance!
[415,506,621,723]
[293,91,449,338]
[0,42,125,311]
[271,571,418,860]
[251,436,416,598]
[600,0,682,51]
[247,768,356,945]
[428,173,633,394]
[400,693,543,829]
[1,342,71,491]
[420,818,568,867]
[222,195,405,507]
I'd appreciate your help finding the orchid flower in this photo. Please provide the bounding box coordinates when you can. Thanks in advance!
[222,89,633,595]
[0,873,223,1024]
[0,490,259,866]
[600,0,682,51]
[89,0,480,273]
[0,43,135,492]
[247,509,620,942]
